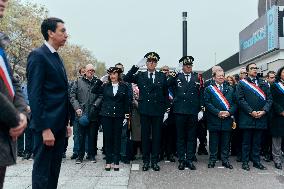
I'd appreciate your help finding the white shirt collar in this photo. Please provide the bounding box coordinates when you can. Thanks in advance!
[44,41,57,53]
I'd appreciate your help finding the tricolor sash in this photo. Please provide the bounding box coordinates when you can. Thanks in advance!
[275,82,284,94]
[168,89,174,100]
[240,79,266,101]
[208,85,230,111]
[0,48,14,98]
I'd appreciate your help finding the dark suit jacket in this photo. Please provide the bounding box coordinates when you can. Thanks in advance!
[26,44,69,133]
[124,65,168,116]
[92,81,129,117]
[204,83,236,131]
[236,77,272,129]
[167,72,204,115]
[270,82,284,136]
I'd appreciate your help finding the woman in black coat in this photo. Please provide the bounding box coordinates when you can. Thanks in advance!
[92,67,129,171]
[270,66,284,170]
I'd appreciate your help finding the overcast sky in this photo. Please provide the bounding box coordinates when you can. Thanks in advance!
[27,0,258,71]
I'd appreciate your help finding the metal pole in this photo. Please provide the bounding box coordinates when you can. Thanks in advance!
[182,12,187,57]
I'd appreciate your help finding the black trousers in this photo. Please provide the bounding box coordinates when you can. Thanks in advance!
[197,119,207,147]
[32,127,66,189]
[209,131,231,163]
[161,113,176,157]
[242,129,263,163]
[78,121,99,157]
[231,128,242,157]
[175,114,197,162]
[140,115,162,164]
[101,116,123,165]
[0,166,6,189]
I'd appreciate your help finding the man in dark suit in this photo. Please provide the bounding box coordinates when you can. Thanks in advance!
[26,17,71,188]
[236,63,273,171]
[167,56,204,170]
[124,52,168,171]
[204,70,236,169]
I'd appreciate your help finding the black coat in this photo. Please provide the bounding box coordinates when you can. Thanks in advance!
[124,65,168,116]
[236,77,273,129]
[167,72,204,115]
[92,81,129,118]
[270,82,284,136]
[204,83,236,131]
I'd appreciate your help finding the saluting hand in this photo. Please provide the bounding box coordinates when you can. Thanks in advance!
[42,128,55,147]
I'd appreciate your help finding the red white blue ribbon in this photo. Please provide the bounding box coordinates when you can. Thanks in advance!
[208,85,230,111]
[275,82,284,94]
[168,89,174,100]
[0,50,14,98]
[240,79,266,101]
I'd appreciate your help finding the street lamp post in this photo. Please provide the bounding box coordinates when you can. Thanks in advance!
[182,12,187,57]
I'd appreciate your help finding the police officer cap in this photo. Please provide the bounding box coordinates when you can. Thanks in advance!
[144,52,160,62]
[107,67,123,74]
[179,56,194,66]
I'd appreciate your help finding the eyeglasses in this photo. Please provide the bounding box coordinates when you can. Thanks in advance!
[162,69,169,72]
[87,70,95,72]
[249,67,258,70]
[240,72,247,74]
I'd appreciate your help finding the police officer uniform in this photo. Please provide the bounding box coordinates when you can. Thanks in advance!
[167,56,204,170]
[124,52,168,171]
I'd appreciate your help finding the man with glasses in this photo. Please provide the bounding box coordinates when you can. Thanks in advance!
[124,52,168,171]
[236,63,272,171]
[70,64,102,164]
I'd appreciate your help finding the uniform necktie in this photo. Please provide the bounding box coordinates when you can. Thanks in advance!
[150,72,153,83]
[185,74,189,82]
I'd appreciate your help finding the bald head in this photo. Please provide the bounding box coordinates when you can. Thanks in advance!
[85,64,95,79]
[212,66,223,75]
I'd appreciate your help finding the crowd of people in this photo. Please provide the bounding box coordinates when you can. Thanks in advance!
[1,0,284,188]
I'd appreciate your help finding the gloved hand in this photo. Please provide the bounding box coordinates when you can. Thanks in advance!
[136,58,147,68]
[163,112,169,123]
[100,75,109,83]
[198,111,203,121]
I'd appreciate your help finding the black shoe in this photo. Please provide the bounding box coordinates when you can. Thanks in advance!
[23,153,32,160]
[197,146,208,155]
[62,152,66,159]
[242,163,250,171]
[263,154,271,162]
[17,151,24,157]
[186,162,196,170]
[208,162,215,168]
[75,157,83,164]
[90,156,97,163]
[253,162,267,170]
[275,163,282,170]
[178,161,185,170]
[142,163,150,171]
[151,163,160,171]
[167,154,176,162]
[236,156,242,162]
[70,153,78,160]
[222,162,233,169]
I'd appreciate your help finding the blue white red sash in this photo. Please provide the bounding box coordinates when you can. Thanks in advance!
[275,82,284,94]
[208,85,230,111]
[0,48,14,98]
[240,79,266,101]
[168,89,173,100]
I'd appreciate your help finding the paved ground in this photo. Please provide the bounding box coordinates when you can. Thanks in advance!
[3,132,284,189]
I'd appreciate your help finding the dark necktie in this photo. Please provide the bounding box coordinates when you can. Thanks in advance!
[185,74,189,82]
[150,73,153,83]
[219,85,223,93]
[53,52,65,73]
